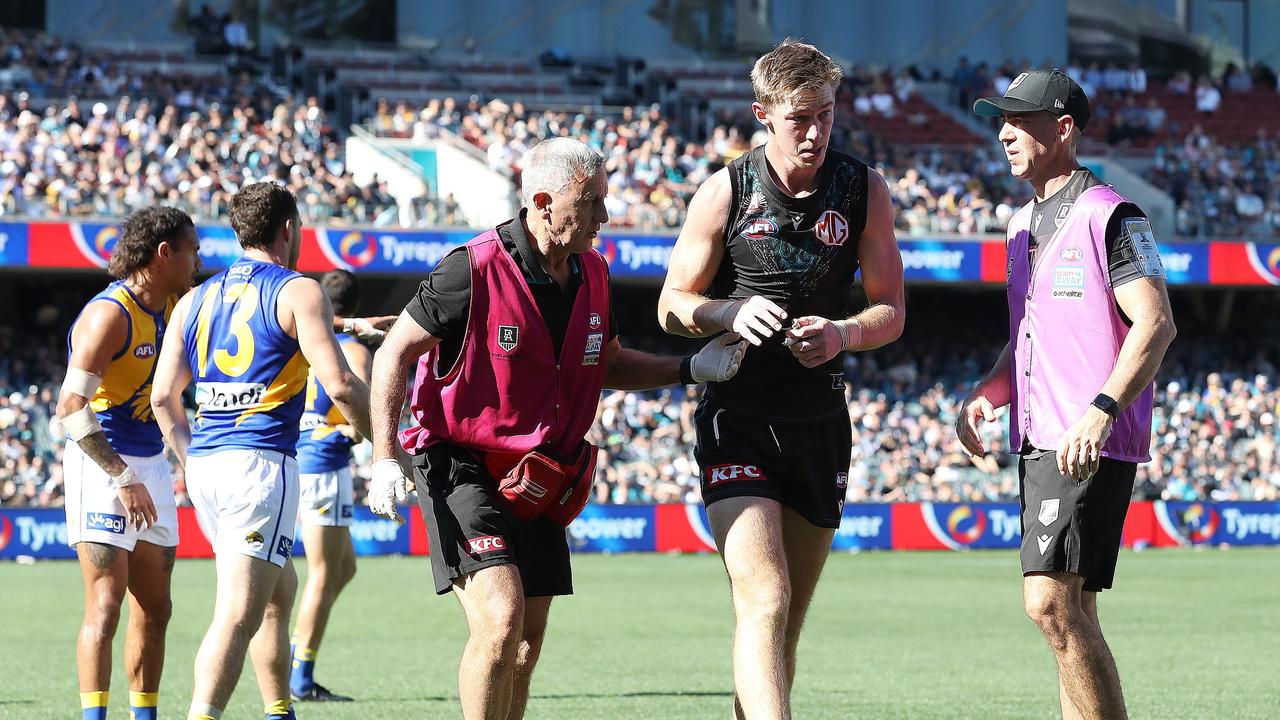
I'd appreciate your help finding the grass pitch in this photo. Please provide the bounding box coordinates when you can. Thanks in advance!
[1,548,1277,719]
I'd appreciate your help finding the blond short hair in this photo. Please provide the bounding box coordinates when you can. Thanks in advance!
[750,39,843,110]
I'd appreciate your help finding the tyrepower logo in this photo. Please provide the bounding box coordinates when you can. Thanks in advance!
[1220,508,1280,541]
[467,535,508,554]
[704,464,765,487]
[85,512,126,534]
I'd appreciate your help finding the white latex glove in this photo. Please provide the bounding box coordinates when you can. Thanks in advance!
[710,296,787,346]
[350,318,387,343]
[691,333,749,382]
[369,458,410,525]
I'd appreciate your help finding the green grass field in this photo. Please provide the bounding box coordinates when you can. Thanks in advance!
[2,548,1277,719]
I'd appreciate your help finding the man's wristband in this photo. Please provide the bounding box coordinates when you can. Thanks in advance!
[112,465,138,488]
[679,356,696,385]
[1091,393,1120,419]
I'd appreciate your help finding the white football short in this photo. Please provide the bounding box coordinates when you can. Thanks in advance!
[186,449,299,567]
[64,440,178,550]
[298,466,355,527]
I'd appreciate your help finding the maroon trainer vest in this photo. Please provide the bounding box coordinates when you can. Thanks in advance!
[401,229,611,461]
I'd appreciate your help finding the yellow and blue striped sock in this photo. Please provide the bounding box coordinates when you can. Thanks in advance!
[264,698,295,719]
[80,691,108,720]
[129,691,158,720]
[290,647,317,693]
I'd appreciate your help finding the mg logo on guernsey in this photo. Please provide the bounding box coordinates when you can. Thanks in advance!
[467,535,508,554]
[813,209,848,247]
[705,464,764,487]
[337,231,378,268]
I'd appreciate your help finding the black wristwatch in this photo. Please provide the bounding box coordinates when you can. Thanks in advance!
[1091,393,1119,419]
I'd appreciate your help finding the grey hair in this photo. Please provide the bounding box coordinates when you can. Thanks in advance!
[519,137,605,207]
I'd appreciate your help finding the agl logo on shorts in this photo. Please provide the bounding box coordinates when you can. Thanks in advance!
[467,535,508,554]
[705,464,764,486]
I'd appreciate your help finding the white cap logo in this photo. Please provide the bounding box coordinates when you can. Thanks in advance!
[1008,72,1029,91]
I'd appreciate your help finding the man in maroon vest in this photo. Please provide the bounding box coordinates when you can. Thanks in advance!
[368,137,746,720]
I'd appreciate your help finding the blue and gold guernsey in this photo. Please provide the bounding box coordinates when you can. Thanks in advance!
[296,333,358,474]
[183,257,309,457]
[66,282,175,457]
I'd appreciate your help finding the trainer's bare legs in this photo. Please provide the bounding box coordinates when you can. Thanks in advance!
[709,497,835,720]
[508,595,552,720]
[453,564,525,720]
[1024,572,1127,720]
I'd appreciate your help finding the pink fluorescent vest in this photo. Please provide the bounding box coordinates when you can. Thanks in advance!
[401,229,611,461]
[1005,184,1153,462]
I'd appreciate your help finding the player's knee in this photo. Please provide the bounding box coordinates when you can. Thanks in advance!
[137,594,174,627]
[733,580,790,623]
[1024,594,1072,647]
[84,596,124,639]
[340,556,357,586]
[471,599,524,654]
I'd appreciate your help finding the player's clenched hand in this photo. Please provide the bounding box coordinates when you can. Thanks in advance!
[116,481,157,531]
[711,296,787,346]
[1057,406,1113,483]
[690,333,748,382]
[783,316,847,368]
[369,458,410,525]
[956,393,998,457]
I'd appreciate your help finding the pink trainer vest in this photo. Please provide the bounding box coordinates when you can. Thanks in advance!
[401,229,611,461]
[1006,184,1153,462]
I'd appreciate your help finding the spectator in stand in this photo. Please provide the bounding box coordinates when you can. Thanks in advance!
[1196,76,1222,114]
[1225,63,1253,93]
[1167,70,1193,94]
[223,11,250,53]
[1126,62,1147,94]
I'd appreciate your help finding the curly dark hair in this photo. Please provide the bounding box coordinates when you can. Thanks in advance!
[229,182,299,250]
[108,206,195,279]
[321,269,360,316]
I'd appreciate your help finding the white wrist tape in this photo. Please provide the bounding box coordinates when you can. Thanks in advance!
[838,318,864,351]
[63,405,103,441]
[112,465,139,488]
[62,367,103,399]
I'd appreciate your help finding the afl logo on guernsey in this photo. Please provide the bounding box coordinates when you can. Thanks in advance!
[588,313,602,329]
[814,209,848,247]
[338,232,378,268]
[133,343,156,359]
[742,218,778,240]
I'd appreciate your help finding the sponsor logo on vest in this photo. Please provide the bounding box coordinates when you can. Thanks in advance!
[1059,246,1084,263]
[85,512,126,534]
[705,464,764,487]
[133,343,156,359]
[195,382,267,410]
[519,477,549,499]
[583,332,603,366]
[467,535,508,554]
[1051,266,1086,299]
[589,312,602,329]
[276,536,293,558]
[835,472,848,488]
[497,325,519,353]
[245,531,265,545]
[1037,533,1053,555]
[814,209,848,246]
[742,218,778,240]
[1038,498,1060,526]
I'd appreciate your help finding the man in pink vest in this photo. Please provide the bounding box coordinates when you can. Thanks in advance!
[961,69,1177,719]
[366,137,746,720]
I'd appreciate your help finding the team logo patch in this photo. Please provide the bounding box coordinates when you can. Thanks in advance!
[1122,218,1165,278]
[831,373,845,390]
[1054,202,1074,229]
[1008,72,1029,90]
[814,209,848,247]
[497,325,519,353]
[704,464,764,487]
[133,343,156,359]
[1037,533,1053,556]
[1037,498,1060,526]
[1059,246,1084,263]
[277,536,293,558]
[1051,266,1085,299]
[589,312,602,329]
[467,535,508,554]
[245,531,265,545]
[341,505,354,519]
[835,472,849,489]
[85,512,126,534]
[583,332,603,366]
[742,218,778,240]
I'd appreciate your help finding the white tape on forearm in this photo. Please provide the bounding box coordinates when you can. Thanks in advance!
[62,367,102,399]
[112,465,138,488]
[63,405,103,441]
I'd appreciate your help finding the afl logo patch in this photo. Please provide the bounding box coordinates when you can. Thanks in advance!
[1059,246,1084,263]
[814,209,848,246]
[742,218,778,240]
[133,343,156,359]
[588,312,602,329]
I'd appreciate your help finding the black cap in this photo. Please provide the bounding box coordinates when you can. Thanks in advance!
[973,69,1091,130]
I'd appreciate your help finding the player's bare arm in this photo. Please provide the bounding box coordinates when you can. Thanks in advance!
[283,277,373,442]
[658,168,787,345]
[58,299,156,530]
[786,169,905,368]
[1057,275,1176,480]
[151,289,197,468]
[601,335,746,391]
[334,338,373,442]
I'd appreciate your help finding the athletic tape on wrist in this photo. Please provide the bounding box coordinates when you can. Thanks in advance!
[112,465,138,488]
[62,367,102,399]
[709,300,737,330]
[63,405,102,441]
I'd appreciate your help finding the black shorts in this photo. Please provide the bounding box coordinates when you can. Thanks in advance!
[414,443,572,597]
[693,398,852,529]
[1018,449,1136,592]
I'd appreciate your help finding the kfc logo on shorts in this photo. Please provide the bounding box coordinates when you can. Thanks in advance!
[276,536,293,558]
[133,343,156,359]
[496,325,519,353]
[814,209,848,247]
[467,535,508,554]
[705,464,765,487]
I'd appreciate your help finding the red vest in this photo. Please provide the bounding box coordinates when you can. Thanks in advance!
[400,228,611,462]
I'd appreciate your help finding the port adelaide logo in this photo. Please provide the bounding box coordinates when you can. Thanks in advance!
[497,325,519,353]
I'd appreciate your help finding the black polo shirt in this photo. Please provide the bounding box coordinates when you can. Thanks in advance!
[406,210,617,371]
